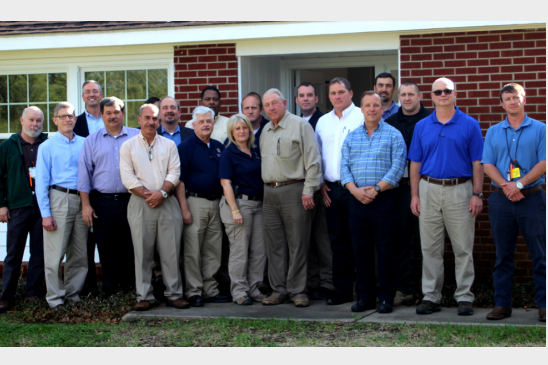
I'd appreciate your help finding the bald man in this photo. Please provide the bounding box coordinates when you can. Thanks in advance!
[1,107,48,313]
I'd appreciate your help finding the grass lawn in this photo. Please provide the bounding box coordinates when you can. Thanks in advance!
[0,315,545,347]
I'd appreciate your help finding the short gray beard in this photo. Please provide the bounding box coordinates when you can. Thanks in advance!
[23,127,42,138]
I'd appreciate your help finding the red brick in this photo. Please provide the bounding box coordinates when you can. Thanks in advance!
[467,31,489,35]
[524,80,546,89]
[479,82,501,90]
[468,90,491,98]
[421,61,443,68]
[478,51,500,58]
[526,96,547,104]
[490,106,505,113]
[528,113,546,122]
[478,98,503,106]
[536,40,546,47]
[188,92,201,99]
[401,46,423,54]
[490,58,512,65]
[401,34,420,39]
[456,83,478,90]
[467,43,489,51]
[539,88,546,96]
[401,55,411,62]
[525,88,538,96]
[219,84,238,91]
[469,106,491,114]
[175,71,197,78]
[227,47,236,54]
[179,100,199,106]
[411,54,433,61]
[501,50,523,57]
[422,46,444,53]
[400,70,410,77]
[478,112,505,120]
[411,69,432,76]
[422,33,444,37]
[524,32,547,40]
[433,37,455,45]
[228,77,239,83]
[401,62,422,69]
[218,55,237,62]
[478,35,501,43]
[444,45,466,52]
[411,38,433,46]
[456,36,477,44]
[488,30,513,34]
[401,39,410,46]
[500,65,523,73]
[514,72,541,80]
[478,66,500,73]
[467,59,489,66]
[208,77,227,84]
[538,105,546,113]
[524,64,546,72]
[456,98,477,106]
[218,69,238,77]
[501,33,524,41]
[188,63,207,70]
[188,77,208,85]
[455,67,477,75]
[208,48,228,55]
[207,63,227,70]
[197,70,217,77]
[524,48,546,56]
[227,62,238,69]
[468,75,490,82]
[536,56,546,63]
[177,85,198,92]
[512,41,536,48]
[188,49,207,56]
[433,53,455,60]
[174,64,187,71]
[198,56,218,63]
[489,42,512,50]
[444,60,466,67]
[432,68,454,75]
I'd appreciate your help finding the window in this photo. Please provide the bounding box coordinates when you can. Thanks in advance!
[0,73,67,134]
[84,69,168,128]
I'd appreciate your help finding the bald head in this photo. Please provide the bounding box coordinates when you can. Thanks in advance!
[22,106,44,120]
[20,106,44,138]
[432,77,455,91]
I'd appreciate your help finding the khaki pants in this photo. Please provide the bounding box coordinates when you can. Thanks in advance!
[128,195,183,302]
[419,179,475,303]
[307,192,334,291]
[219,197,266,300]
[184,196,223,298]
[263,181,312,300]
[44,189,89,308]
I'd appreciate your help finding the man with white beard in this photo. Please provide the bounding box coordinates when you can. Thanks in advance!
[0,107,48,313]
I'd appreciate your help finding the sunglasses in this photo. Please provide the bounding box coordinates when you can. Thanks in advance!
[432,89,454,96]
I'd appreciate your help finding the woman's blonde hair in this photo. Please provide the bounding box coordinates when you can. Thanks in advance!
[226,114,256,149]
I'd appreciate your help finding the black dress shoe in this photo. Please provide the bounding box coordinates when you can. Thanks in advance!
[326,295,354,306]
[351,300,377,313]
[378,301,393,313]
[203,293,232,303]
[457,301,474,316]
[416,300,441,315]
[309,287,327,301]
[187,295,204,307]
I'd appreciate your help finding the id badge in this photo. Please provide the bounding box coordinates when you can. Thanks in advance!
[510,164,521,179]
[28,166,36,179]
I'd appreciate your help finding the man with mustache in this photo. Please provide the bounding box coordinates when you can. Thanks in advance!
[185,86,229,143]
[176,106,230,307]
[374,73,399,120]
[77,97,139,297]
[0,107,48,313]
[36,102,88,308]
[120,103,187,311]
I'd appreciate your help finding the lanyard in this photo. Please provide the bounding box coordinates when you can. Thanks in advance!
[504,127,524,164]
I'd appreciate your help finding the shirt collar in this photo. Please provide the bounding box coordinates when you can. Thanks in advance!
[272,111,290,130]
[139,131,158,146]
[85,110,102,120]
[161,125,180,134]
[430,106,462,125]
[501,114,532,130]
[331,103,356,119]
[102,126,129,137]
[362,119,385,135]
[192,132,211,147]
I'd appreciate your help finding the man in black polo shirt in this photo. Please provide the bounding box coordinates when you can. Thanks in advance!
[175,106,231,307]
[385,80,432,306]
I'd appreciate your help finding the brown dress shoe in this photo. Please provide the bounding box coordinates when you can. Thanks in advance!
[539,308,546,323]
[166,298,190,309]
[262,295,290,306]
[134,300,159,311]
[486,306,512,320]
[294,297,310,308]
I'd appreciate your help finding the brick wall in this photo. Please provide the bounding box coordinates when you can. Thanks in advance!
[173,43,239,122]
[400,28,546,282]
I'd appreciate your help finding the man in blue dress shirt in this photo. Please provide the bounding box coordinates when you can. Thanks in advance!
[409,78,484,316]
[482,83,546,323]
[36,102,88,308]
[157,96,194,147]
[374,73,399,120]
[340,91,406,314]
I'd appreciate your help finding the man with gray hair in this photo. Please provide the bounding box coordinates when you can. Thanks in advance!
[120,103,187,311]
[0,107,48,313]
[77,97,140,297]
[36,102,88,308]
[260,88,322,307]
[175,106,230,307]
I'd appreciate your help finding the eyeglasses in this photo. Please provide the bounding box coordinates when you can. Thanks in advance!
[55,114,75,120]
[432,89,453,96]
[148,145,153,161]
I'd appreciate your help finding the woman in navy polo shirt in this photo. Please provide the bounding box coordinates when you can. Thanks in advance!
[219,114,266,305]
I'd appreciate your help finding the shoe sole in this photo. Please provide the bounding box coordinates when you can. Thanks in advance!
[458,310,474,316]
[189,302,204,307]
[416,307,441,315]
[166,303,190,309]
[486,313,512,320]
[263,299,291,306]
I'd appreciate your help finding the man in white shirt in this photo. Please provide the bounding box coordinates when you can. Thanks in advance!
[315,77,364,305]
[185,86,229,143]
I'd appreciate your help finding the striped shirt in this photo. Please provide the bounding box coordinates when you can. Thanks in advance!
[340,120,406,188]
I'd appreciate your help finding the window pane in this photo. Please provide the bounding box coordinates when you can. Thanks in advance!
[126,101,142,128]
[148,69,168,99]
[29,74,48,102]
[0,105,7,133]
[48,104,57,133]
[127,70,146,100]
[9,105,26,133]
[106,71,125,99]
[9,75,27,103]
[49,73,67,102]
[0,75,7,104]
[85,72,105,94]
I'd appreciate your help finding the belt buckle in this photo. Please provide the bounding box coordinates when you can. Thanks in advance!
[274,182,282,187]
[442,179,446,187]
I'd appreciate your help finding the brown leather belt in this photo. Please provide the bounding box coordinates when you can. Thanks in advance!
[237,194,263,201]
[51,185,80,195]
[265,179,304,188]
[494,185,542,196]
[421,176,469,186]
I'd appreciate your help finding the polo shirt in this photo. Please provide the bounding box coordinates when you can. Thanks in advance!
[219,143,263,197]
[408,106,483,179]
[178,134,224,196]
[481,114,546,189]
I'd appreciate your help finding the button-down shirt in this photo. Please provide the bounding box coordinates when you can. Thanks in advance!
[86,111,105,135]
[382,101,399,120]
[259,111,322,196]
[119,132,180,192]
[482,114,546,189]
[77,126,140,194]
[341,120,406,188]
[315,103,364,182]
[185,114,229,144]
[36,132,85,217]
[158,125,182,146]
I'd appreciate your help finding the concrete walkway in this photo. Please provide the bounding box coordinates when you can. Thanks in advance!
[122,301,545,327]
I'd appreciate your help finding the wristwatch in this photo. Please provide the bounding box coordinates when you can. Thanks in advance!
[374,185,381,194]
[472,192,483,198]
[160,190,168,199]
[516,180,524,190]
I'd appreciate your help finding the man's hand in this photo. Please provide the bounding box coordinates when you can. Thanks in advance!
[182,209,193,225]
[302,194,315,210]
[82,204,97,227]
[0,207,10,223]
[232,211,243,225]
[410,196,420,217]
[501,182,521,200]
[509,192,525,202]
[144,191,164,209]
[351,187,375,205]
[469,195,484,218]
[42,216,57,231]
[320,183,332,207]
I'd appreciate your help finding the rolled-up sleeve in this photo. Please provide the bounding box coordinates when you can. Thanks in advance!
[165,141,180,187]
[119,140,142,191]
[340,134,353,187]
[381,131,407,186]
[77,138,93,193]
[35,143,52,217]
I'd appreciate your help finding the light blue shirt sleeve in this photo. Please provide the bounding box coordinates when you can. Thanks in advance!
[36,141,52,218]
[340,133,353,186]
[77,137,93,194]
[382,132,407,186]
[538,123,546,161]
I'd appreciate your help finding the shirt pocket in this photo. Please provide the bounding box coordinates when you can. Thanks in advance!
[278,138,293,159]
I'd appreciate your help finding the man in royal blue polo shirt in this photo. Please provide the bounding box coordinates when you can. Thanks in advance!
[409,77,484,316]
[175,106,231,307]
[482,83,546,323]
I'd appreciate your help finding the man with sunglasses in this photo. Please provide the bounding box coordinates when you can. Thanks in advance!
[120,103,188,311]
[408,78,484,316]
[482,83,545,323]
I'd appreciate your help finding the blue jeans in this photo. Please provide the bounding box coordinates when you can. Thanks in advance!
[488,189,546,309]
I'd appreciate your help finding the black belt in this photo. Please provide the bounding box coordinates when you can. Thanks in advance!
[51,185,80,195]
[95,191,131,201]
[237,194,263,201]
[265,179,304,188]
[187,191,221,201]
[326,180,343,186]
[421,176,469,186]
[494,186,542,196]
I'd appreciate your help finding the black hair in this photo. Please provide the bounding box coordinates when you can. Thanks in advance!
[375,72,396,87]
[145,97,160,104]
[201,85,221,99]
[296,82,317,96]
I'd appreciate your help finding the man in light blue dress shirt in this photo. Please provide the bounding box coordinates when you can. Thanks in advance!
[36,102,88,308]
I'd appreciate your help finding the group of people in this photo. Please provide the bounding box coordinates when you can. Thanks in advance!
[0,73,545,323]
